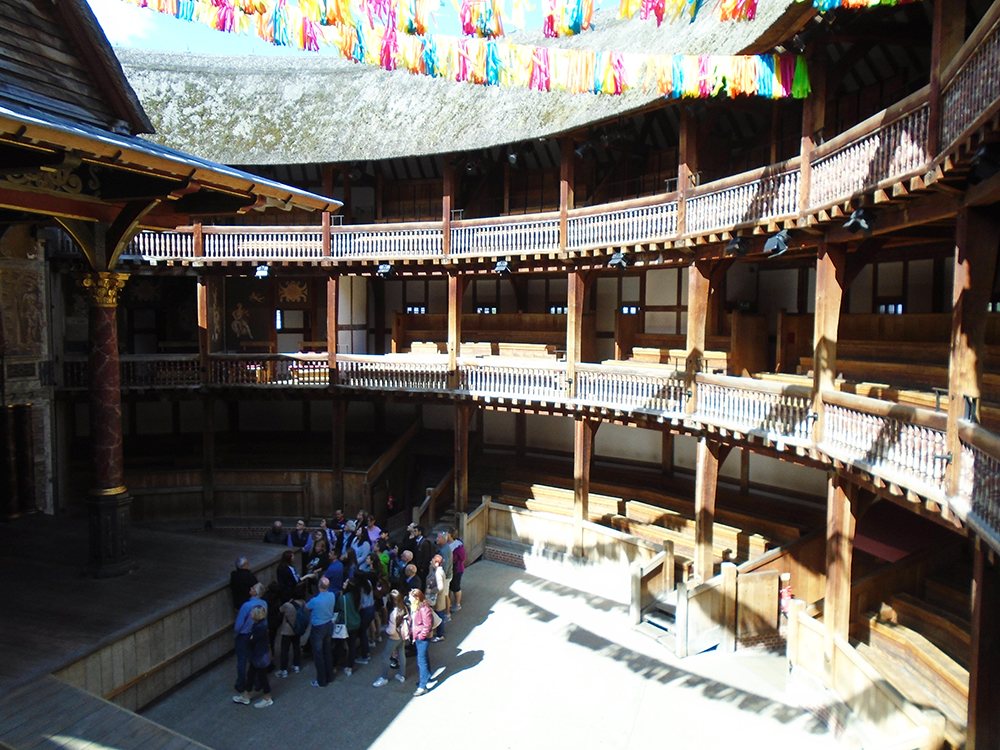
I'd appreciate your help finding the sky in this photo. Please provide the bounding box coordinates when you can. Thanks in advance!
[86,0,540,55]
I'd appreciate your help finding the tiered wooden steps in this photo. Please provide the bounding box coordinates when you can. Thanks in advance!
[852,587,972,749]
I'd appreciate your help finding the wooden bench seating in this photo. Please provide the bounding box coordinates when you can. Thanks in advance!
[799,357,1000,401]
[630,347,729,373]
[499,480,622,521]
[506,469,809,542]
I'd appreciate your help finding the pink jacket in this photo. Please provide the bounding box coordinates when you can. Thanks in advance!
[411,603,433,641]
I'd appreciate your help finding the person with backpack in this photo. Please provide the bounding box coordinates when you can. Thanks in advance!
[232,606,274,708]
[276,582,309,678]
[372,589,409,687]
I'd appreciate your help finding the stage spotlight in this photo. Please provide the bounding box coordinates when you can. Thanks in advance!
[843,208,877,234]
[376,262,393,278]
[607,251,628,270]
[255,264,269,278]
[969,143,1000,186]
[725,237,749,257]
[763,230,791,257]
[494,259,512,275]
[348,163,363,182]
[574,141,593,159]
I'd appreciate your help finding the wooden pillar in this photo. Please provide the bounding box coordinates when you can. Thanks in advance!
[78,271,136,578]
[928,0,967,154]
[447,273,467,389]
[566,269,585,398]
[327,275,339,384]
[824,473,857,671]
[694,438,721,583]
[968,540,1000,750]
[677,107,698,237]
[331,397,345,508]
[740,448,750,494]
[800,54,826,214]
[202,397,215,519]
[197,274,210,385]
[340,168,354,224]
[685,261,711,413]
[573,417,598,557]
[661,431,674,477]
[13,405,35,514]
[442,159,455,257]
[454,404,472,513]
[947,208,1000,495]
[812,242,847,443]
[0,407,17,519]
[515,413,526,458]
[559,138,575,254]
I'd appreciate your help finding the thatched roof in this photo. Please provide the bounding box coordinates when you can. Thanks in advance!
[117,0,808,165]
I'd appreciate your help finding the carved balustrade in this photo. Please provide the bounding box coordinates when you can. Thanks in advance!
[458,359,567,401]
[959,424,1000,551]
[809,96,930,210]
[336,355,449,391]
[329,222,443,259]
[695,375,813,444]
[566,197,678,251]
[939,1,1000,151]
[450,214,560,257]
[820,391,950,499]
[574,363,687,414]
[686,164,800,236]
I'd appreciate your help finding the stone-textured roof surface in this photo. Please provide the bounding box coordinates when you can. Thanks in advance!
[117,0,806,165]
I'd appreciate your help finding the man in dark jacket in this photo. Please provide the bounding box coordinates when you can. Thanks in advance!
[230,557,258,610]
[263,520,288,545]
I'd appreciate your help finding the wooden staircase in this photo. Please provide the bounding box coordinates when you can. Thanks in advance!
[852,582,972,749]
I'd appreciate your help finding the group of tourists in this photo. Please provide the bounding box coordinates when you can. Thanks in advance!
[229,513,467,707]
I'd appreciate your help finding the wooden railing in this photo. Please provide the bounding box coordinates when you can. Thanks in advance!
[696,374,813,444]
[451,213,560,257]
[60,352,1000,552]
[820,391,950,500]
[686,161,800,235]
[566,194,678,251]
[123,10,1000,266]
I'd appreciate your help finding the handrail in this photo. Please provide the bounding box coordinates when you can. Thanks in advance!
[62,353,1000,553]
[125,21,1000,265]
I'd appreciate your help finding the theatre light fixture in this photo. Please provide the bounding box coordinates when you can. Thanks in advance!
[763,230,791,258]
[843,207,877,234]
[608,251,628,270]
[494,259,512,275]
[969,143,1000,186]
[254,264,269,278]
[376,262,393,278]
[725,237,749,257]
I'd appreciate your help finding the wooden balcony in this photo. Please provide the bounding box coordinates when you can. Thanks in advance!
[60,352,1000,557]
[124,4,1000,267]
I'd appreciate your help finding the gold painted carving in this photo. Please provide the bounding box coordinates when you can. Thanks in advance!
[88,486,128,497]
[78,272,130,307]
[4,164,99,196]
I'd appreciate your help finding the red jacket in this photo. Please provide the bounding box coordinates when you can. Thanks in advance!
[412,603,433,641]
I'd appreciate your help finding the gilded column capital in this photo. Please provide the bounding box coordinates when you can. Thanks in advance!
[78,272,130,307]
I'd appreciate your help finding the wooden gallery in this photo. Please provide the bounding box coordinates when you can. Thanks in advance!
[1,0,999,746]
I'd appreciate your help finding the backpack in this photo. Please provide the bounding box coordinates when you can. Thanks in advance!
[375,576,390,600]
[292,601,310,637]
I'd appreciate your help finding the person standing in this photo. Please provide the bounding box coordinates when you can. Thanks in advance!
[287,519,310,549]
[412,525,434,582]
[410,589,433,696]
[233,606,273,708]
[276,582,307,678]
[263,520,288,545]
[306,577,337,688]
[428,555,447,642]
[372,590,409,687]
[448,527,466,611]
[233,582,266,697]
[229,557,258,611]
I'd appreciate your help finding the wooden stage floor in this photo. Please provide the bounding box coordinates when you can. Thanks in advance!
[0,514,284,750]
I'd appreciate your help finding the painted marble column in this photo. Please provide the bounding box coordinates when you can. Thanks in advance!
[78,271,136,578]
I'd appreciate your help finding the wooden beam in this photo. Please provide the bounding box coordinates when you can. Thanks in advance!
[454,404,472,513]
[813,242,847,442]
[560,138,574,255]
[567,268,585,398]
[327,275,339,383]
[968,538,1000,750]
[107,199,161,269]
[447,273,468,387]
[825,474,857,671]
[661,431,674,477]
[685,260,711,413]
[694,438,721,583]
[946,208,1000,495]
[928,0,968,153]
[573,416,598,557]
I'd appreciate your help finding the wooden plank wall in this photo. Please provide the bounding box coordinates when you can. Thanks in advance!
[2,0,117,128]
[53,556,282,712]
